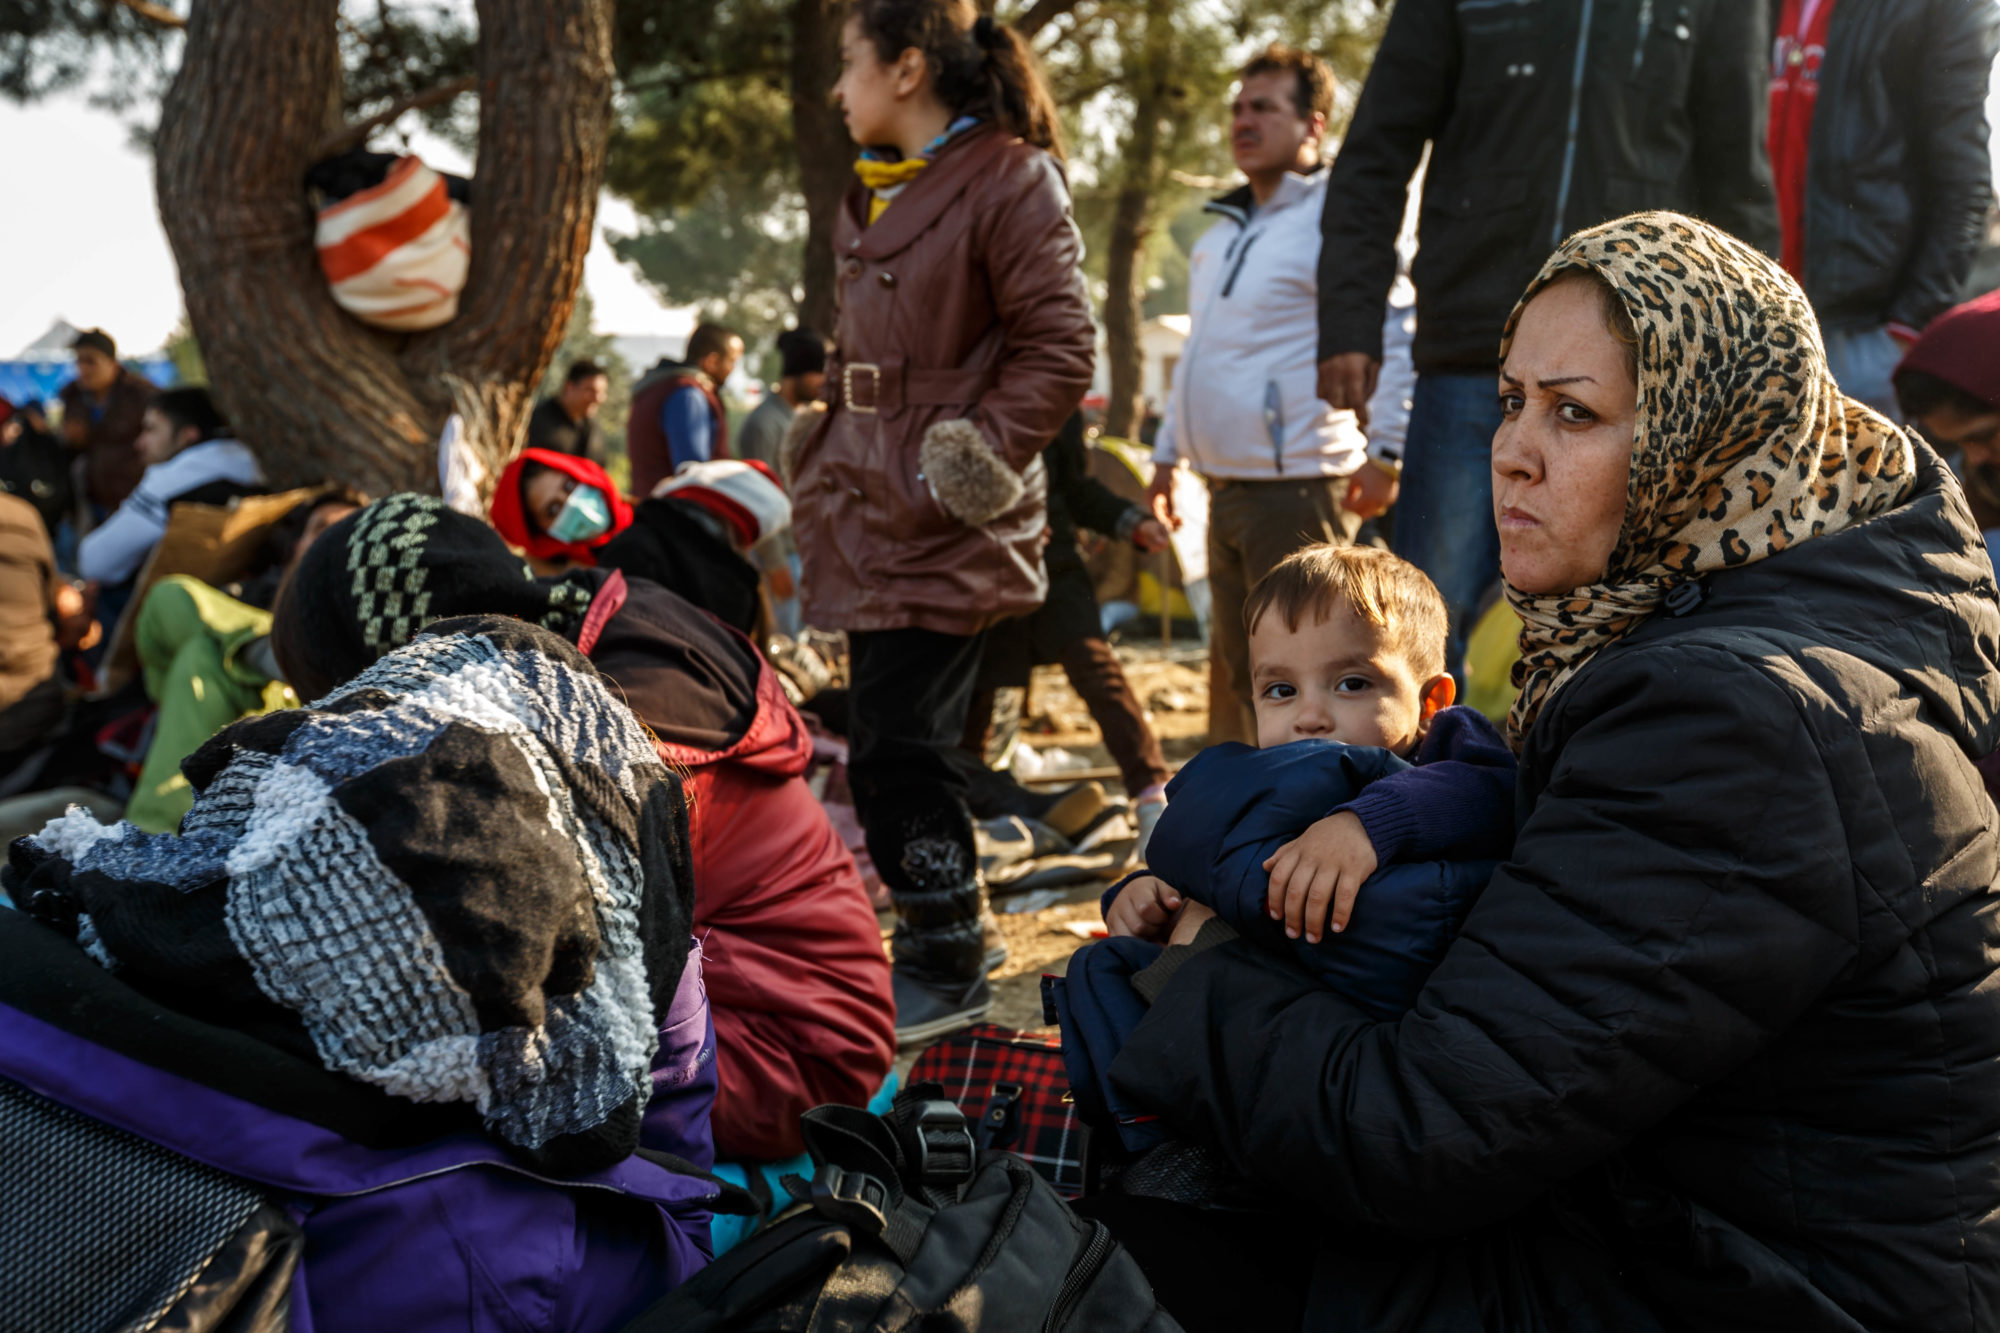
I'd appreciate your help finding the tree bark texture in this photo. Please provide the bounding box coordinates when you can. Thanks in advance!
[1100,2,1173,441]
[790,0,850,335]
[156,0,612,497]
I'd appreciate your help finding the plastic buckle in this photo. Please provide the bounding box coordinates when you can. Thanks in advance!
[809,1162,890,1235]
[979,1083,1022,1151]
[908,1099,976,1188]
[843,362,881,414]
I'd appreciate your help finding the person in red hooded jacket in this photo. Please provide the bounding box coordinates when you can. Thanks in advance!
[491,448,635,573]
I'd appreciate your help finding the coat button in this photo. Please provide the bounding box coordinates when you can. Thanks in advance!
[850,238,861,250]
[879,272,897,288]
[843,258,863,280]
[848,487,865,500]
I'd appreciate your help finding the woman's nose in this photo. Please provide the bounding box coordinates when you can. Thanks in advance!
[1491,421,1539,483]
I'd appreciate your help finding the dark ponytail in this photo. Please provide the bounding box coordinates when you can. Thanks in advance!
[851,0,1066,161]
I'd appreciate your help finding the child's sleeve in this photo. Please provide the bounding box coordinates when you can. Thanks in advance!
[1336,707,1518,865]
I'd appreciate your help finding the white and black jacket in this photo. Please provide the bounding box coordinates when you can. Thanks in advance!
[1153,166,1371,482]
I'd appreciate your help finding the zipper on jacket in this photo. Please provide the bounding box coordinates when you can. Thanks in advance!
[1550,0,1598,250]
[1042,1219,1115,1331]
[1220,231,1263,299]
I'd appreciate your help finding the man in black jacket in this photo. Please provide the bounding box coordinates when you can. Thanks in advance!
[1768,0,1998,418]
[1315,0,1779,679]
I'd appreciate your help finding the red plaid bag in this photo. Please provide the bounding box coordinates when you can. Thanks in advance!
[905,1023,1089,1197]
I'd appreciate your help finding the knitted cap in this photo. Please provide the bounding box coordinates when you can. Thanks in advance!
[650,459,793,548]
[778,328,828,379]
[1897,289,2000,411]
[5,617,696,1173]
[274,493,595,702]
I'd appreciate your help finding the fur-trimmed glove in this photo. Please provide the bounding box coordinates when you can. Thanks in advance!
[918,419,1024,527]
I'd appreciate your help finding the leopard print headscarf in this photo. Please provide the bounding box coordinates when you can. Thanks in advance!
[1502,212,1917,748]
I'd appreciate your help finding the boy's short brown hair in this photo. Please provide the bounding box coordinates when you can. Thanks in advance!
[1243,544,1449,681]
[1239,43,1335,122]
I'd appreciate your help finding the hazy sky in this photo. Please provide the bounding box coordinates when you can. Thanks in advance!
[6,54,2000,359]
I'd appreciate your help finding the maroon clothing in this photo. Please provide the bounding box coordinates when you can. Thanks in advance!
[629,363,729,497]
[59,368,156,510]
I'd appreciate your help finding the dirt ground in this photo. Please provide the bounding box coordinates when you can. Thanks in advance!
[896,638,1209,1075]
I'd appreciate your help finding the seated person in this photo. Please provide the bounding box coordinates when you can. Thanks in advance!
[1892,289,2000,543]
[490,447,635,574]
[123,486,366,833]
[76,387,264,588]
[272,496,894,1163]
[0,397,75,539]
[0,618,719,1332]
[1055,544,1515,1169]
[0,493,81,771]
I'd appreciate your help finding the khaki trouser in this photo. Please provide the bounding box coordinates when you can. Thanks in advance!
[1204,474,1362,745]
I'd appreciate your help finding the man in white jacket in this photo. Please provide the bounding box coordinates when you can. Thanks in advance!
[78,387,264,588]
[1149,44,1401,745]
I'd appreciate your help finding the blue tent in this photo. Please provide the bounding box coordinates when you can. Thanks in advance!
[0,359,179,411]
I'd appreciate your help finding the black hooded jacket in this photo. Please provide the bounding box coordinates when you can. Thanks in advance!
[1779,0,2000,333]
[1109,443,2000,1331]
[1318,0,1779,374]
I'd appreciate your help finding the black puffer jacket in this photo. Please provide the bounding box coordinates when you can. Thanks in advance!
[1781,0,2000,333]
[1110,443,2000,1331]
[1319,0,1780,374]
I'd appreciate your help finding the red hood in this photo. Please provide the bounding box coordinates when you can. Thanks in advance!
[491,447,634,565]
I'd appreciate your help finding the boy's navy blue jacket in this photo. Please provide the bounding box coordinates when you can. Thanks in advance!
[1052,708,1514,1152]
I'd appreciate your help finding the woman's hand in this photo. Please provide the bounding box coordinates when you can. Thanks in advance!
[1263,811,1379,943]
[1131,517,1172,553]
[1105,875,1182,941]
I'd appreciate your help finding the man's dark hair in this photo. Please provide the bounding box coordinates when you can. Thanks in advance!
[1894,368,1995,422]
[150,386,230,443]
[1240,43,1335,122]
[777,327,829,380]
[565,360,607,384]
[686,323,741,365]
[71,328,117,360]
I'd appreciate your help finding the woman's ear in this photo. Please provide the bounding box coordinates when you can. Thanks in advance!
[1416,672,1457,733]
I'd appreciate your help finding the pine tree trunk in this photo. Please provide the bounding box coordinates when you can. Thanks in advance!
[791,0,850,336]
[155,0,613,497]
[1098,0,1173,441]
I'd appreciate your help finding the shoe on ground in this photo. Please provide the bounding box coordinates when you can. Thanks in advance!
[893,965,992,1048]
[1038,781,1108,840]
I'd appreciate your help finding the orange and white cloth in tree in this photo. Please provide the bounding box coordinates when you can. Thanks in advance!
[314,156,470,332]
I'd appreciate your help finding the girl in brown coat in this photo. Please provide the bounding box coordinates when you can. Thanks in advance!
[792,0,1095,1044]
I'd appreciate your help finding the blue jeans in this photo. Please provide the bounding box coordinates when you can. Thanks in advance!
[1823,324,1905,422]
[1392,373,1505,682]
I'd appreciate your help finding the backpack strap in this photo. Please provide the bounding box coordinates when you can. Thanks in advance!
[887,1082,978,1207]
[795,1103,937,1266]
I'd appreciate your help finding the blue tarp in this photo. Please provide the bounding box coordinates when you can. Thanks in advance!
[0,360,178,411]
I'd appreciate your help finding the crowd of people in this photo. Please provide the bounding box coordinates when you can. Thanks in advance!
[5,0,2000,1327]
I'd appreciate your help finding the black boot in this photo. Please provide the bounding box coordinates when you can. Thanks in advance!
[889,834,993,1047]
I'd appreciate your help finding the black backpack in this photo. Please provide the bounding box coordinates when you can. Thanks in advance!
[624,1084,1182,1333]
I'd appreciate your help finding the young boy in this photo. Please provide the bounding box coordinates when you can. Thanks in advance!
[1106,542,1514,954]
[1054,546,1515,1169]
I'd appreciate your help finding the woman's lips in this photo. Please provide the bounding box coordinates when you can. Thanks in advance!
[1499,507,1541,530]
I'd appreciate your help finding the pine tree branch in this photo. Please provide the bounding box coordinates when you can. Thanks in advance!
[1010,0,1083,38]
[316,74,477,158]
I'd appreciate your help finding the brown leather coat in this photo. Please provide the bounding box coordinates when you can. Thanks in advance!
[793,126,1095,637]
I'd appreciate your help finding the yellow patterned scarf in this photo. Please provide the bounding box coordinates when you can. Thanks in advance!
[1503,212,1918,749]
[854,157,931,224]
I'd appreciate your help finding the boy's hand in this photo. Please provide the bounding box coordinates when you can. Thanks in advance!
[1262,811,1379,944]
[1105,874,1182,942]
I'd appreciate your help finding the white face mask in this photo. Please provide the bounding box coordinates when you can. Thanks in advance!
[547,485,613,543]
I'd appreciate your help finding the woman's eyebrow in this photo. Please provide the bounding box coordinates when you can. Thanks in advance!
[1538,375,1597,388]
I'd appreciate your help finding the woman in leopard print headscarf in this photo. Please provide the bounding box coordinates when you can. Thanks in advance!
[1103,209,2000,1328]
[1497,211,1917,748]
